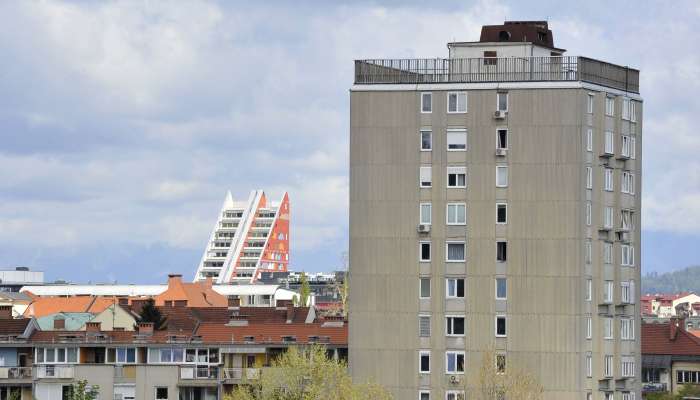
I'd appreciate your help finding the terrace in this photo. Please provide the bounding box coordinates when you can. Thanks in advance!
[354,56,639,93]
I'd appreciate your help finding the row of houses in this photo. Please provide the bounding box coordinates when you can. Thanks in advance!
[0,274,347,400]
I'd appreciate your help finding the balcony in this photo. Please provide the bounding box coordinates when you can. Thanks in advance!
[222,368,260,383]
[354,56,639,93]
[642,382,668,393]
[35,365,75,379]
[179,366,220,381]
[0,367,33,381]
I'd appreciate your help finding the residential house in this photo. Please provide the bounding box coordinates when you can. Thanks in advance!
[0,306,40,400]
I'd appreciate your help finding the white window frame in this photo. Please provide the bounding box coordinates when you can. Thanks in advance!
[604,168,614,191]
[586,354,592,377]
[496,166,508,187]
[630,136,636,159]
[446,166,467,188]
[630,101,637,122]
[419,241,431,262]
[419,315,431,338]
[155,387,169,400]
[586,202,592,226]
[419,390,431,400]
[604,131,614,154]
[497,128,508,150]
[446,129,467,151]
[621,245,635,266]
[604,355,613,377]
[586,167,592,189]
[445,351,465,374]
[419,166,432,188]
[587,93,594,114]
[446,278,465,299]
[419,350,431,374]
[495,315,507,337]
[495,277,507,300]
[421,92,432,114]
[447,92,467,113]
[604,206,613,229]
[605,96,615,116]
[585,241,592,264]
[496,92,508,112]
[622,98,631,120]
[604,280,614,303]
[586,316,592,339]
[445,315,465,337]
[420,130,432,151]
[497,203,507,224]
[621,135,631,157]
[621,209,634,231]
[445,391,465,400]
[622,171,635,194]
[621,281,631,304]
[603,242,613,264]
[586,278,592,301]
[621,318,635,340]
[446,241,466,263]
[604,317,614,340]
[446,203,466,225]
[419,278,431,299]
[420,203,432,225]
[586,128,593,152]
[621,356,635,377]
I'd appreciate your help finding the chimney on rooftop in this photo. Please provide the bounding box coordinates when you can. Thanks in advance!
[85,322,101,332]
[167,274,183,287]
[138,322,154,335]
[670,316,687,341]
[201,277,213,290]
[286,305,295,324]
[0,305,13,320]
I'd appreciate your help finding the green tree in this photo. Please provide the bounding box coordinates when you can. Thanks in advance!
[68,380,100,400]
[294,272,311,307]
[224,345,391,400]
[137,298,166,330]
[478,349,543,400]
[7,388,21,400]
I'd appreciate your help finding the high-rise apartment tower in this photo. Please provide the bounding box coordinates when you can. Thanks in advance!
[349,21,641,400]
[194,190,289,283]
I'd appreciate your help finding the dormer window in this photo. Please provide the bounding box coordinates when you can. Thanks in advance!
[538,31,547,42]
[498,30,510,41]
[484,51,497,66]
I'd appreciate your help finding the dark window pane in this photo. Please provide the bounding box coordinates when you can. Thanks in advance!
[457,279,465,297]
[497,242,507,262]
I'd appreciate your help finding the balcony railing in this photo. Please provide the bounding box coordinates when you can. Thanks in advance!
[642,382,668,393]
[0,367,33,379]
[35,365,75,379]
[354,56,639,93]
[179,366,220,380]
[222,368,260,381]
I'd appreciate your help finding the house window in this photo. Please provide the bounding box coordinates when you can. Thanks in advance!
[621,245,635,266]
[497,203,507,224]
[603,242,612,264]
[495,278,507,300]
[586,128,593,152]
[496,166,508,187]
[604,168,614,191]
[447,92,467,113]
[605,96,615,116]
[496,241,507,262]
[586,279,592,301]
[115,348,136,364]
[621,135,631,157]
[446,316,465,336]
[585,241,592,264]
[446,351,465,374]
[586,202,591,226]
[622,171,635,194]
[495,354,506,374]
[622,98,631,120]
[419,391,430,400]
[420,166,432,188]
[419,315,431,337]
[604,280,613,303]
[497,129,508,149]
[446,203,466,225]
[447,166,467,188]
[586,316,592,339]
[155,388,168,400]
[419,351,430,373]
[621,318,634,340]
[446,129,467,151]
[604,355,613,377]
[495,315,507,337]
[604,318,614,339]
[621,209,634,231]
[604,131,614,154]
[420,203,432,225]
[605,393,614,400]
[587,93,594,114]
[446,278,465,298]
[484,50,497,65]
[622,393,635,400]
[630,101,637,122]
[630,136,636,159]
[586,167,592,189]
[604,206,613,228]
[446,391,465,400]
[421,93,432,113]
[446,242,465,262]
[420,242,431,262]
[621,281,631,304]
[420,278,431,299]
[621,356,635,377]
[586,354,592,377]
[421,130,432,151]
[497,92,508,112]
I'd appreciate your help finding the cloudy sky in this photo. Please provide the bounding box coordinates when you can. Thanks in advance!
[0,0,698,284]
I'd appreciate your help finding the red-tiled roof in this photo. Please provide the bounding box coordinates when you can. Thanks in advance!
[642,322,700,355]
[0,318,31,336]
[23,296,117,318]
[194,322,347,345]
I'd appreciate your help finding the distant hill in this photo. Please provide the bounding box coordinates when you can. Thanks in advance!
[642,265,700,294]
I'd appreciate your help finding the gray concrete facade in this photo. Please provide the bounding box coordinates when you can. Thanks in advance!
[349,82,642,400]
